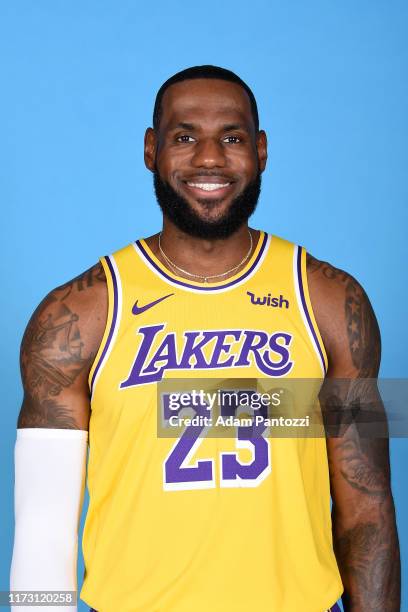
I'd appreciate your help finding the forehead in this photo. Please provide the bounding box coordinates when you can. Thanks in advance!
[159,78,254,130]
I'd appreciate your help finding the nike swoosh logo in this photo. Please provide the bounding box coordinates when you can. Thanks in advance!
[132,293,174,315]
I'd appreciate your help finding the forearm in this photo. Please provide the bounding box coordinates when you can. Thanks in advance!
[333,493,400,612]
[10,429,88,611]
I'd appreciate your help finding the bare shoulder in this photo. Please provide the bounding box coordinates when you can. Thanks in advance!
[18,262,108,429]
[306,253,380,377]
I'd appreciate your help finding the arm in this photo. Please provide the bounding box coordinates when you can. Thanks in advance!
[307,255,400,612]
[10,263,107,608]
[18,262,107,429]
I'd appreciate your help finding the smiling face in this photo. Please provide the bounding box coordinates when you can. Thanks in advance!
[145,78,267,238]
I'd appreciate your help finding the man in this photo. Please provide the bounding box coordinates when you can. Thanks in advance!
[11,65,400,611]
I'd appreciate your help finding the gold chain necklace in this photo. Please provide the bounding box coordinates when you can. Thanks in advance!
[158,230,253,284]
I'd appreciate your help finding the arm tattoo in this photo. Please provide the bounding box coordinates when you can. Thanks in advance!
[334,502,400,612]
[333,421,400,611]
[309,255,401,611]
[57,263,106,301]
[323,387,400,611]
[18,264,104,429]
[307,254,349,282]
[345,279,381,377]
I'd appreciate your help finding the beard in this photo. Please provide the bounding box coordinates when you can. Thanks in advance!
[153,171,262,239]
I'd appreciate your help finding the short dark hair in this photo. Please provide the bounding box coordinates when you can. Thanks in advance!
[153,65,259,132]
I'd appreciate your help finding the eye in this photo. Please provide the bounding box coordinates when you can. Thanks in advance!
[223,135,241,144]
[176,135,195,143]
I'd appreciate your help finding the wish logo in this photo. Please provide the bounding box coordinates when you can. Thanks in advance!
[247,291,289,309]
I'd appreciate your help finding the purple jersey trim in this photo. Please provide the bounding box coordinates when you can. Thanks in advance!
[90,604,341,611]
[89,255,119,394]
[134,231,269,292]
[296,246,327,375]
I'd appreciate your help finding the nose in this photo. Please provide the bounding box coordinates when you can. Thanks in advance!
[191,137,226,169]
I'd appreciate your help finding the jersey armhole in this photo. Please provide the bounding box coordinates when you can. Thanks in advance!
[295,245,329,376]
[88,255,121,398]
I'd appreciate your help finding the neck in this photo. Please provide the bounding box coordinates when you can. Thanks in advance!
[145,220,258,283]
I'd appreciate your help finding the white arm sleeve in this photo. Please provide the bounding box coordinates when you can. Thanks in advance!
[10,428,88,612]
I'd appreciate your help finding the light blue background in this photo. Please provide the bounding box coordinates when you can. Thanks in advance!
[1,2,407,610]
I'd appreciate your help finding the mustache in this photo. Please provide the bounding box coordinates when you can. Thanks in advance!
[180,172,237,181]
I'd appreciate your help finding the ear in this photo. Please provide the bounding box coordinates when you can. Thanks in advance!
[144,128,157,173]
[256,130,268,173]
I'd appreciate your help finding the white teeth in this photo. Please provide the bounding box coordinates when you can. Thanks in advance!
[187,182,230,191]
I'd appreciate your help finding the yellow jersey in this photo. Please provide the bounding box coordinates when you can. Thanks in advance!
[81,230,343,612]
